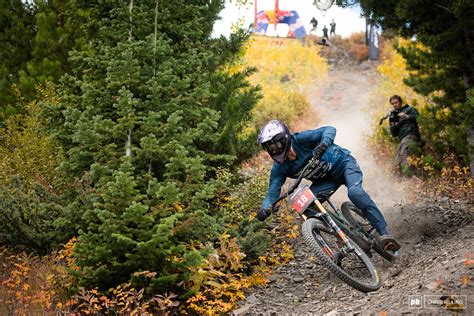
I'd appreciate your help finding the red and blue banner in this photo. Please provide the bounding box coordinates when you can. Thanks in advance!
[254,10,307,39]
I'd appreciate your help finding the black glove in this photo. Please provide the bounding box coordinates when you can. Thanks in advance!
[256,208,271,221]
[313,143,328,159]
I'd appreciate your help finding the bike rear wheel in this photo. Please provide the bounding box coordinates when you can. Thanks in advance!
[301,218,381,292]
[341,202,400,262]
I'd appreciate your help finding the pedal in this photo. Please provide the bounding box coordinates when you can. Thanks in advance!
[365,250,373,258]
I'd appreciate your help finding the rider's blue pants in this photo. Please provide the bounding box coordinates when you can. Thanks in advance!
[310,156,388,235]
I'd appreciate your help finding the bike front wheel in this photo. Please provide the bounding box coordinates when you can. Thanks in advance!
[301,218,381,292]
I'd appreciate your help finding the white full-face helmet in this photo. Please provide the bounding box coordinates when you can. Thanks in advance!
[257,120,292,163]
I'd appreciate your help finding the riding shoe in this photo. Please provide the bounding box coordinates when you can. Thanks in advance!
[378,234,401,252]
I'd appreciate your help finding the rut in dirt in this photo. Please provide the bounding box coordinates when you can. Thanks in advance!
[233,64,474,315]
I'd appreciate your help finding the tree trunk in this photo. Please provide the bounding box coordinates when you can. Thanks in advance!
[125,0,134,158]
[468,128,473,178]
[463,24,474,176]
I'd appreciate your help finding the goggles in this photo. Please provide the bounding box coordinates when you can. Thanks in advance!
[262,139,285,156]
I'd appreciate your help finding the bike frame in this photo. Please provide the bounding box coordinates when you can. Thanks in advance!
[303,198,355,252]
[302,197,374,253]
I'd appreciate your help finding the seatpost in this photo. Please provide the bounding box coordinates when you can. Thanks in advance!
[324,198,338,213]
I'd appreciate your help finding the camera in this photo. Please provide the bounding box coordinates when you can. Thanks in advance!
[378,109,401,125]
[388,109,400,124]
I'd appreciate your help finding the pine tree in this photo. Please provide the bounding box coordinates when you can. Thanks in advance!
[18,1,69,98]
[0,0,34,116]
[44,0,259,292]
[0,0,90,120]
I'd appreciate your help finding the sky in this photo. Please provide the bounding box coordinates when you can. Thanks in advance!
[212,0,367,38]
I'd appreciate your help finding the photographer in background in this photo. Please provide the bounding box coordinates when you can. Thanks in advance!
[388,95,421,175]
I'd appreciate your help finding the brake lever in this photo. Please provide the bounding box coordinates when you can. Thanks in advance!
[287,182,299,195]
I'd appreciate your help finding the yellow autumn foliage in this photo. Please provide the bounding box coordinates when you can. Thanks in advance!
[185,233,267,315]
[254,85,310,128]
[244,36,328,88]
[242,36,328,129]
[0,86,64,191]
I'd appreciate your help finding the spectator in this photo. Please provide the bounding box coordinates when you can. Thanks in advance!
[322,25,329,38]
[330,19,336,36]
[310,17,318,35]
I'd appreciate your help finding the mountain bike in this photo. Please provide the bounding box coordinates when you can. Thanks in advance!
[270,157,399,292]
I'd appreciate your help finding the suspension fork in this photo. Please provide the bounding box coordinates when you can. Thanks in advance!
[313,200,355,252]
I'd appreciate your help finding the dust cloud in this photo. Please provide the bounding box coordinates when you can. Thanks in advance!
[307,68,413,213]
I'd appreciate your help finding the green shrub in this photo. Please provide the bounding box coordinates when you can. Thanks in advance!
[0,178,65,254]
[237,218,269,261]
[173,210,224,243]
[212,168,271,260]
[0,91,66,254]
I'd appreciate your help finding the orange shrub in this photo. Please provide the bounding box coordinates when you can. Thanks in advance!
[317,32,369,62]
[0,238,75,315]
[349,43,368,62]
[184,233,267,314]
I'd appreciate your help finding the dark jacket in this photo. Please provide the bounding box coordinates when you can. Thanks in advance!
[261,126,350,209]
[389,104,420,140]
[322,27,329,37]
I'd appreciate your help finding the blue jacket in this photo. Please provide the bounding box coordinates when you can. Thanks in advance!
[262,126,350,209]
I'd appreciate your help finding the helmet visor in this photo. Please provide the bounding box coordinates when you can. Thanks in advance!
[262,139,285,156]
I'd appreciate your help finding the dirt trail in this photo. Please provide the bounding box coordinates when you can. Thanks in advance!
[309,65,409,211]
[234,65,473,315]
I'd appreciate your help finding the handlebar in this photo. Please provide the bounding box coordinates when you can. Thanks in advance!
[270,157,320,212]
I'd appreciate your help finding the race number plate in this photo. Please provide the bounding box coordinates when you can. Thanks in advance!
[288,185,316,213]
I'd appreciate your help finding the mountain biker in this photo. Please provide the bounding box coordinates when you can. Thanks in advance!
[256,120,401,252]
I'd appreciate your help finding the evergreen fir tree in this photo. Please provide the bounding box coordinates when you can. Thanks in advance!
[44,0,259,293]
[18,0,71,98]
